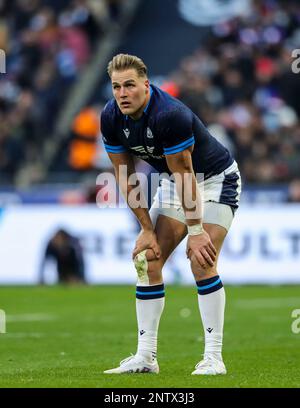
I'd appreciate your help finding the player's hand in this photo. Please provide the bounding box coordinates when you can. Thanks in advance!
[186,231,217,268]
[132,229,161,260]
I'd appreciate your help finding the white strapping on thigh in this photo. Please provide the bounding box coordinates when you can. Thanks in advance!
[203,201,234,231]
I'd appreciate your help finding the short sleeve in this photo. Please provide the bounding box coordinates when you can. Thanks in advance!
[159,109,195,155]
[100,103,127,154]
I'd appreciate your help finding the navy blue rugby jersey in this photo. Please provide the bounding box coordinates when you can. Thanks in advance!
[101,84,233,179]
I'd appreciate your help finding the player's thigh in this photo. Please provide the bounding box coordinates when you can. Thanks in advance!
[189,222,228,267]
[202,200,234,260]
[139,214,187,285]
[203,223,228,259]
[190,223,228,280]
[145,207,187,268]
[153,214,187,264]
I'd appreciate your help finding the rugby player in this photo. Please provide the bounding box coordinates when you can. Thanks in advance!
[102,54,241,375]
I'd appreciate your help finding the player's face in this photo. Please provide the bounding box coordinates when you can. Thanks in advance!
[111,69,150,120]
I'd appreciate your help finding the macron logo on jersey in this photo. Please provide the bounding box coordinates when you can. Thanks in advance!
[123,128,130,138]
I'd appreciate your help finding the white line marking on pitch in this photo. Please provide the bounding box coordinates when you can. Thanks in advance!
[4,332,72,338]
[4,332,45,338]
[233,297,300,309]
[6,314,56,322]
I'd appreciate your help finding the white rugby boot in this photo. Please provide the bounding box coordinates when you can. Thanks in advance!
[192,355,227,375]
[103,354,159,374]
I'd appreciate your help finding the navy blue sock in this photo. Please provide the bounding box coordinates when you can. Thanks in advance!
[196,275,223,296]
[136,284,165,300]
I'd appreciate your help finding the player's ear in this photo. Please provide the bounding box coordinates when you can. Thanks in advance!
[145,79,150,93]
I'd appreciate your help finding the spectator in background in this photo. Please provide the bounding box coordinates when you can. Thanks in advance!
[165,0,300,185]
[287,179,300,203]
[0,0,114,184]
[105,0,123,22]
[68,106,100,170]
[0,99,24,183]
[39,228,85,284]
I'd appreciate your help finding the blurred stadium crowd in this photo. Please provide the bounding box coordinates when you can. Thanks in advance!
[0,0,300,202]
[0,0,123,184]
[164,0,300,186]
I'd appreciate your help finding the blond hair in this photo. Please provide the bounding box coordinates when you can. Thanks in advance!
[107,53,148,78]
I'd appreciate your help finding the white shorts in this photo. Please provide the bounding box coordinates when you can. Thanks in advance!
[149,161,242,231]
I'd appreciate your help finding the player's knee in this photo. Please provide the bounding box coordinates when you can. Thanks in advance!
[134,249,163,285]
[190,253,217,280]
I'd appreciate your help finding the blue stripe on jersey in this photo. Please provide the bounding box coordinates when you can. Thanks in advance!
[164,135,195,152]
[163,135,195,155]
[104,143,127,153]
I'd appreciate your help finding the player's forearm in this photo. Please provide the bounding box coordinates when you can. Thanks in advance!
[129,206,153,231]
[173,170,203,227]
[115,167,153,231]
[166,149,203,228]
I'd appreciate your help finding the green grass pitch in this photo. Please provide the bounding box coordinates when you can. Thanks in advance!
[0,285,299,388]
